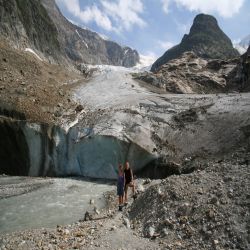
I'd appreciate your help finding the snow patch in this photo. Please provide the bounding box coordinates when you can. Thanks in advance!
[234,35,250,55]
[82,40,88,49]
[75,29,81,38]
[75,30,88,49]
[234,44,247,55]
[24,48,43,61]
[124,49,129,55]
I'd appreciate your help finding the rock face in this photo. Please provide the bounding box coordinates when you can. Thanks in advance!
[134,52,239,94]
[0,0,61,62]
[226,45,250,92]
[151,14,239,72]
[0,0,139,67]
[41,0,139,67]
[240,46,250,90]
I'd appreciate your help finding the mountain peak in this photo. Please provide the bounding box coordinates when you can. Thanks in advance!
[151,13,239,72]
[193,13,218,24]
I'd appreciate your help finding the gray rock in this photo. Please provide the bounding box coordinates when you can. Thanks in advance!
[134,51,239,94]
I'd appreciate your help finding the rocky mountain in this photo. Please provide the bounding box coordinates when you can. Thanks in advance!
[0,0,139,67]
[151,14,239,72]
[0,0,61,62]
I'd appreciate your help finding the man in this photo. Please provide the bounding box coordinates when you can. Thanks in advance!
[124,161,136,204]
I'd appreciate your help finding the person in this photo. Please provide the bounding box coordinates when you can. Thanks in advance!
[117,164,125,211]
[124,161,136,204]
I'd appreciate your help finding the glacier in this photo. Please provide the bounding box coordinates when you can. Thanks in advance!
[1,66,250,179]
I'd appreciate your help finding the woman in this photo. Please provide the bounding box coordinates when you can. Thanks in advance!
[124,161,136,204]
[117,164,125,211]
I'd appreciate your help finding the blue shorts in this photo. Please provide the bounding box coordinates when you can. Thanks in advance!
[117,183,124,196]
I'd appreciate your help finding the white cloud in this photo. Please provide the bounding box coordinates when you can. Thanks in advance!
[56,0,146,33]
[161,0,245,18]
[101,0,146,31]
[80,5,114,31]
[158,40,176,50]
[137,52,157,68]
[57,0,114,31]
[161,0,171,14]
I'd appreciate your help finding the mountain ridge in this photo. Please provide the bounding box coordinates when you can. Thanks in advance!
[151,14,239,72]
[0,0,139,67]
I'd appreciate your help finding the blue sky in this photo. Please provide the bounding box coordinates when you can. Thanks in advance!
[56,0,250,61]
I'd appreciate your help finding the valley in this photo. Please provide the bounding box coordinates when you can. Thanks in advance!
[0,0,249,249]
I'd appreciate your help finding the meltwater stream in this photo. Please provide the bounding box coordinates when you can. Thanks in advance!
[0,176,114,234]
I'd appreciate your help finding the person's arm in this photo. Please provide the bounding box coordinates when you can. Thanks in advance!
[130,168,133,182]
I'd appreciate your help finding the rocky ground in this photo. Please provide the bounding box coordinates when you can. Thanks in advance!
[0,148,249,250]
[133,52,240,94]
[130,149,250,250]
[0,40,86,123]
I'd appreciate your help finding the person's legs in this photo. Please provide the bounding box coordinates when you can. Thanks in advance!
[128,182,135,194]
[118,196,122,205]
[121,193,124,204]
[118,196,123,211]
[124,184,128,203]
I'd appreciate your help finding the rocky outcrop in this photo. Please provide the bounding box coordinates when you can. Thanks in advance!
[240,46,250,90]
[134,52,239,94]
[151,14,239,72]
[0,0,139,67]
[226,45,250,92]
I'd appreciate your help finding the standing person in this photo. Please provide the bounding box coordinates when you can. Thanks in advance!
[117,164,125,211]
[124,161,136,204]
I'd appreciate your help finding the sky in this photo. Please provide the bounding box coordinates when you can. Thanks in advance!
[56,0,250,62]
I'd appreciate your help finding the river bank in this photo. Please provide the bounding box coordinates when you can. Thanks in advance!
[0,149,249,250]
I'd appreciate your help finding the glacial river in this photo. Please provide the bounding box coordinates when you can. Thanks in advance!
[0,176,114,234]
